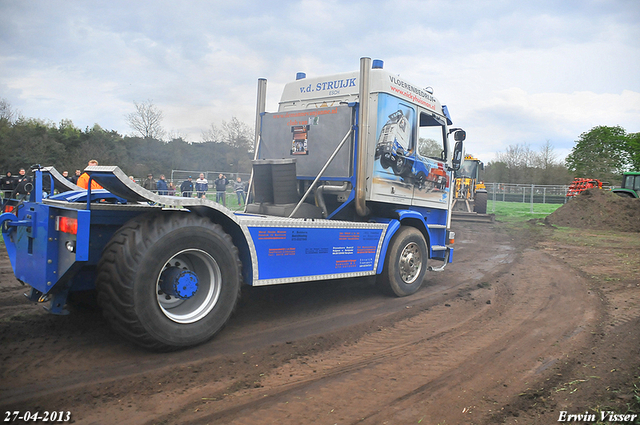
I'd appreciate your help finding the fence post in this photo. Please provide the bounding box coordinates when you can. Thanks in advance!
[492,183,496,213]
[530,184,534,213]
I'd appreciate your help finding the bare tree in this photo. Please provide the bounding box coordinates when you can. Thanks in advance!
[201,123,222,143]
[0,97,21,124]
[495,143,537,183]
[166,129,189,142]
[126,100,165,139]
[221,117,253,152]
[535,140,558,169]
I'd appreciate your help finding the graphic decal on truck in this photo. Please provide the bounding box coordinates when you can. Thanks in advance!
[372,93,450,205]
[249,227,384,280]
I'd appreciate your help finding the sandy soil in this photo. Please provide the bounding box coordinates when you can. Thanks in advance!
[0,220,638,425]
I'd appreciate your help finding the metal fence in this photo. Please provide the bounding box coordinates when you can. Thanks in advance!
[170,170,251,186]
[484,182,618,214]
[485,183,616,205]
[486,183,569,205]
[167,170,252,211]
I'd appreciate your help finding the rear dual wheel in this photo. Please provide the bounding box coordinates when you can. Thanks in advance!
[377,226,428,297]
[96,212,242,351]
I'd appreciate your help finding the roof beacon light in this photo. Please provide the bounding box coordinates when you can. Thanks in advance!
[372,59,384,69]
[296,72,306,80]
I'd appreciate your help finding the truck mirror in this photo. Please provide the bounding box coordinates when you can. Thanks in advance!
[454,130,466,142]
[451,141,463,171]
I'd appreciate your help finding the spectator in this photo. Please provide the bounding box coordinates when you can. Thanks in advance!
[71,169,81,184]
[214,173,229,206]
[195,173,209,199]
[129,176,136,183]
[77,160,104,190]
[157,174,168,195]
[1,171,17,198]
[168,182,176,196]
[62,170,72,182]
[180,176,194,197]
[14,168,33,199]
[142,173,157,192]
[234,177,246,206]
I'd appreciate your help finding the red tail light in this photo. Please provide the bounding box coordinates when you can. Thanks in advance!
[3,205,14,213]
[56,216,78,235]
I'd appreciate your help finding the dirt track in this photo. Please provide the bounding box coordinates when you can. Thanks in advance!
[0,221,638,424]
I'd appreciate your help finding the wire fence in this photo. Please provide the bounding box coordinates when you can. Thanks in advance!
[485,183,616,205]
[169,170,251,185]
[132,177,616,214]
[485,182,616,214]
[166,170,252,211]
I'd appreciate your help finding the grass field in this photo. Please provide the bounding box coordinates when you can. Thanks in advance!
[488,200,563,222]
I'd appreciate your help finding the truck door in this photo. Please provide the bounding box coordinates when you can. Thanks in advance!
[412,111,451,208]
[370,93,417,206]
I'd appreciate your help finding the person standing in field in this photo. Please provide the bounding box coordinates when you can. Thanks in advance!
[195,173,209,199]
[142,173,157,192]
[214,173,229,206]
[180,176,194,197]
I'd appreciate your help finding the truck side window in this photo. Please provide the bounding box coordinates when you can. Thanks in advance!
[418,112,446,160]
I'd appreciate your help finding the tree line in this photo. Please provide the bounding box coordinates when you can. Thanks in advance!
[0,98,254,180]
[481,126,638,186]
[1,97,637,185]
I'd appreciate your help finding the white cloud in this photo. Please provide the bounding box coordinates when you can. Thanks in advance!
[1,0,638,161]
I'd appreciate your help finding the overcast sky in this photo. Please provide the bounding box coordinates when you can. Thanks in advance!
[1,0,638,164]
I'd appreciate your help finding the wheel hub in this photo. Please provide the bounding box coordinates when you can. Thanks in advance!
[156,249,222,324]
[399,242,422,284]
[159,267,199,299]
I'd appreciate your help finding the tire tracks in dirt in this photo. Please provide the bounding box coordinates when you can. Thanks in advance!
[153,248,599,425]
[0,223,601,425]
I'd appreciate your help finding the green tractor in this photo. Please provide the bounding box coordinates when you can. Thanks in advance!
[613,172,640,198]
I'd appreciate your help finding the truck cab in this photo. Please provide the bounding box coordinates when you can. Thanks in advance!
[260,59,462,221]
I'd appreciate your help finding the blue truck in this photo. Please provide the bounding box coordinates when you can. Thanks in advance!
[1,58,465,350]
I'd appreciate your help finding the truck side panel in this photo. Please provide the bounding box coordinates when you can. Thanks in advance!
[238,218,389,286]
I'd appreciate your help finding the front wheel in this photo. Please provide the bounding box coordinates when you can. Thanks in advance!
[377,226,428,297]
[96,212,242,351]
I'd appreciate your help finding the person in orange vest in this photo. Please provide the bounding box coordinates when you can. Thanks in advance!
[76,160,104,190]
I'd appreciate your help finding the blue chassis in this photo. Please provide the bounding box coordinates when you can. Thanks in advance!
[1,168,453,315]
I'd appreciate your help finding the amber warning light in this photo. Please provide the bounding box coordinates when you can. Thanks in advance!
[56,216,78,235]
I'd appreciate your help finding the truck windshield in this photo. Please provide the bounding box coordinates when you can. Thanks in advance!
[455,160,478,179]
[418,112,445,160]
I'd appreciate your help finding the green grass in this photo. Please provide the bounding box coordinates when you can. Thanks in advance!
[488,200,563,222]
[200,190,245,211]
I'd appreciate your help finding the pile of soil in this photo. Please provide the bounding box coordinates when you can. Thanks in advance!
[545,188,640,232]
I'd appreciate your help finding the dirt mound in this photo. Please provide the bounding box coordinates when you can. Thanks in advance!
[545,189,640,232]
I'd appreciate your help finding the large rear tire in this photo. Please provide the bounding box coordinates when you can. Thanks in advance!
[96,212,242,351]
[377,226,428,297]
[474,190,488,214]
